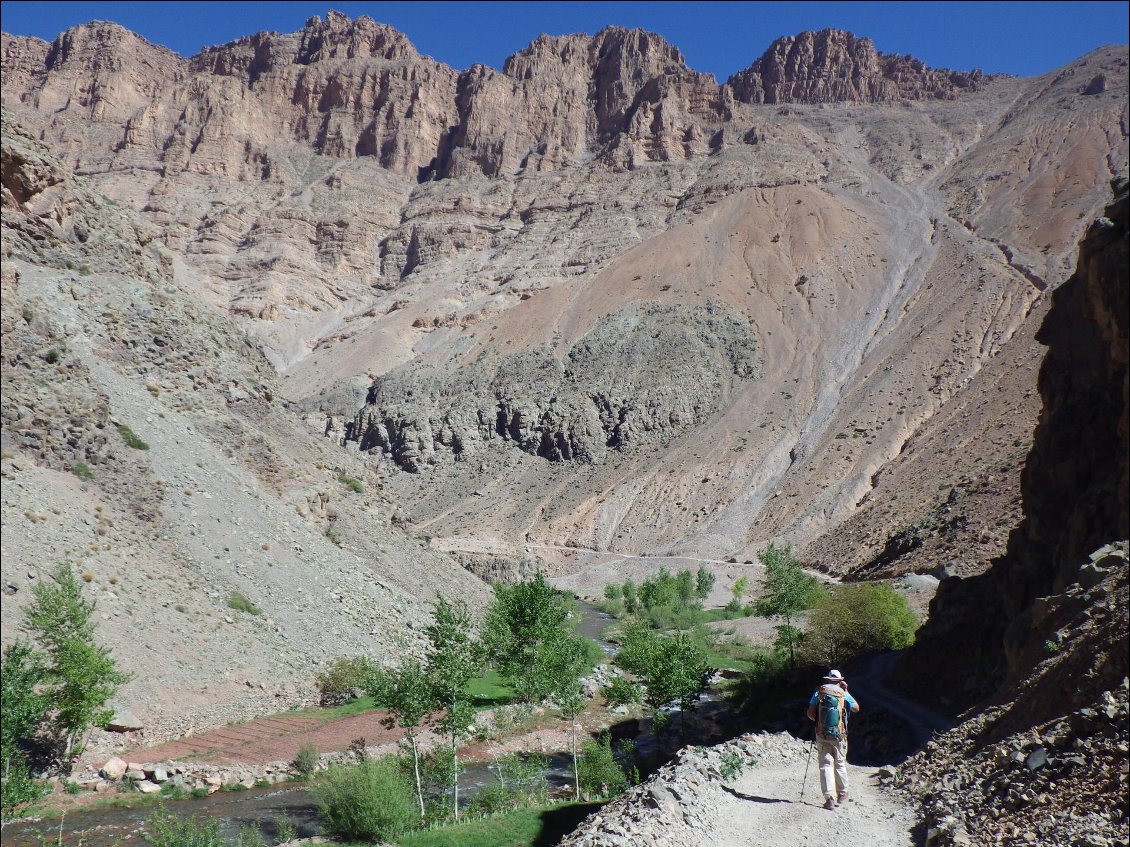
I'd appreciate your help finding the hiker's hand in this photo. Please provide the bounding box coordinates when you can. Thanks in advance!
[839,681,848,690]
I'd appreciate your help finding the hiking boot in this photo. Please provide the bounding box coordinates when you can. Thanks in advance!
[823,796,836,810]
[837,791,849,804]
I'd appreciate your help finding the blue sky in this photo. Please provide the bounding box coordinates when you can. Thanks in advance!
[1,1,1126,79]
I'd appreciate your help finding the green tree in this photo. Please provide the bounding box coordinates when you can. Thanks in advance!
[424,596,479,821]
[367,659,434,818]
[481,573,571,703]
[674,569,696,607]
[577,733,629,798]
[530,628,590,800]
[728,575,750,613]
[621,580,638,614]
[617,626,711,740]
[24,564,129,763]
[694,566,716,601]
[639,568,678,610]
[754,544,827,665]
[803,583,919,665]
[1,642,48,818]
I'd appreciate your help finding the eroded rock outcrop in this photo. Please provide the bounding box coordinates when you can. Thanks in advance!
[728,29,988,104]
[348,302,759,470]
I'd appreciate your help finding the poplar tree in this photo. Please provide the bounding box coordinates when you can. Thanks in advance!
[367,659,434,818]
[423,596,478,821]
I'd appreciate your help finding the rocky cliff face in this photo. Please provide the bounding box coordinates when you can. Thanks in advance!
[728,29,988,104]
[901,183,1129,714]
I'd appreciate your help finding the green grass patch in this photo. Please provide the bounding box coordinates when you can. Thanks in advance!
[338,474,363,493]
[116,423,150,450]
[227,591,262,615]
[468,670,517,710]
[392,801,605,847]
[73,461,95,480]
[284,695,378,722]
[699,607,752,624]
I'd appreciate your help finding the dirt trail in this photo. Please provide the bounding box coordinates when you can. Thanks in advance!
[707,758,917,846]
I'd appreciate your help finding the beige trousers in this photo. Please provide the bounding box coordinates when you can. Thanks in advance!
[817,737,849,798]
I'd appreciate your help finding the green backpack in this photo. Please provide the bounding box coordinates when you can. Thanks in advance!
[817,687,846,740]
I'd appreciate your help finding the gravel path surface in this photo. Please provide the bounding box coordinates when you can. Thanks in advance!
[708,757,917,846]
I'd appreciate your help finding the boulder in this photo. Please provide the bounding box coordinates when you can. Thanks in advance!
[135,780,161,794]
[105,707,144,732]
[100,757,128,780]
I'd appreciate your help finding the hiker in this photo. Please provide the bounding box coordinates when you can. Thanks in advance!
[806,669,860,810]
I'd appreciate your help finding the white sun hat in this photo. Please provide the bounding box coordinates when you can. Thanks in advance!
[823,669,844,682]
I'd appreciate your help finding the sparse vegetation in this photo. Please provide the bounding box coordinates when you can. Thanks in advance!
[115,424,150,451]
[338,474,363,493]
[719,751,755,782]
[227,591,261,616]
[293,742,319,777]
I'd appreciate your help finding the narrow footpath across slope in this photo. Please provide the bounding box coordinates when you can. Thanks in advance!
[707,755,916,847]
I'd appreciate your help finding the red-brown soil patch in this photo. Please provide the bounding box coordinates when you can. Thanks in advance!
[123,710,406,766]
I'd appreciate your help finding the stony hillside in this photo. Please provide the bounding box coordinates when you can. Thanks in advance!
[1,12,1127,740]
[0,112,490,741]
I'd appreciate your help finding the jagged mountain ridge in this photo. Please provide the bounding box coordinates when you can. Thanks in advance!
[2,13,1127,581]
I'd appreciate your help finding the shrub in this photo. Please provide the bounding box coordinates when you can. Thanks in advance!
[467,782,514,815]
[72,461,95,480]
[116,424,150,451]
[497,751,549,806]
[235,823,267,847]
[227,592,261,616]
[600,675,642,708]
[312,757,418,842]
[719,751,755,782]
[273,817,297,843]
[577,733,628,798]
[144,808,226,847]
[45,348,60,364]
[802,583,919,666]
[338,475,363,494]
[316,656,378,706]
[1,642,48,816]
[293,743,319,777]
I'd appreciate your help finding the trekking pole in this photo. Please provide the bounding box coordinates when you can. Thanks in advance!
[800,725,816,800]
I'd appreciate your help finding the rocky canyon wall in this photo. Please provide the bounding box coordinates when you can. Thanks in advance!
[900,182,1129,716]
